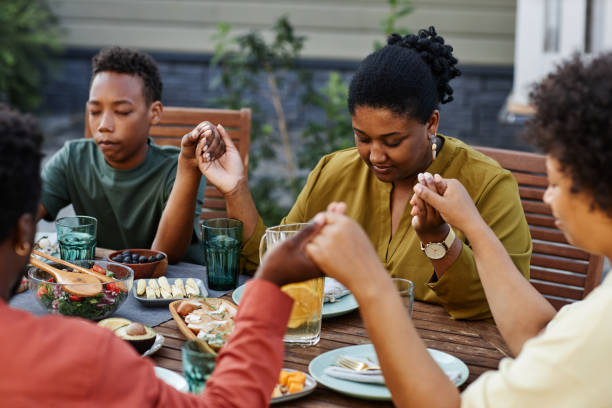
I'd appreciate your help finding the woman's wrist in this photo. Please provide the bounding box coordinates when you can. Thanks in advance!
[416,223,450,244]
[177,156,203,179]
[222,177,249,199]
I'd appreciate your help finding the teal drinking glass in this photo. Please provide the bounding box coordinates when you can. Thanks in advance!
[201,218,242,291]
[55,216,97,261]
[182,340,217,394]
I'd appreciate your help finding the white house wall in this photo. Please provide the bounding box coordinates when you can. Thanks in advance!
[48,0,517,65]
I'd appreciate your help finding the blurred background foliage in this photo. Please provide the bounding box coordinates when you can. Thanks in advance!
[210,0,411,225]
[0,0,62,111]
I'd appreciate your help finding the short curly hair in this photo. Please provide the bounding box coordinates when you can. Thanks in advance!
[0,104,43,242]
[526,53,612,215]
[91,46,162,105]
[348,26,461,123]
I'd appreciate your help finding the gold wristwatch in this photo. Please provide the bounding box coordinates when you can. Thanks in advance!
[420,227,456,260]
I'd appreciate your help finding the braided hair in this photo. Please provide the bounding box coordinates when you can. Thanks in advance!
[0,104,43,242]
[348,26,461,123]
[91,46,162,105]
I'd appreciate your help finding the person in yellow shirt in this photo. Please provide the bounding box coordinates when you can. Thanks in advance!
[303,52,612,407]
[197,27,531,320]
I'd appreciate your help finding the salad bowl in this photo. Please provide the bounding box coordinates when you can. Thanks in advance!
[28,260,133,321]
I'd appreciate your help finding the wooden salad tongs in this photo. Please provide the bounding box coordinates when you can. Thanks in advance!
[32,250,128,292]
[29,257,102,297]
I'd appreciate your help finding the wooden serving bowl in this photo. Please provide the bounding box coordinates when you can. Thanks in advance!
[108,249,168,280]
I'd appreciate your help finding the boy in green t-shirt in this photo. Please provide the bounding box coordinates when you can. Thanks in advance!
[38,47,224,264]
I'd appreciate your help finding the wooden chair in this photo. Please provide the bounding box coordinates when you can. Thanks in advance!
[474,146,604,310]
[85,106,251,220]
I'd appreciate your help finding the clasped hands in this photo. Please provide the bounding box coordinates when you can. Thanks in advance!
[257,175,482,288]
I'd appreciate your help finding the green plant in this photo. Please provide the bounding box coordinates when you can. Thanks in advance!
[0,0,62,110]
[298,72,354,172]
[210,16,309,224]
[208,6,414,224]
[374,0,413,49]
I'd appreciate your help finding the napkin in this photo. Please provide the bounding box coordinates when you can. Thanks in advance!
[324,366,385,384]
[324,356,385,384]
[324,278,351,303]
[324,357,464,386]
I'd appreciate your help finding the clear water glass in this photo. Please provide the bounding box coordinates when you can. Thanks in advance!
[391,278,414,317]
[201,218,242,291]
[55,216,97,261]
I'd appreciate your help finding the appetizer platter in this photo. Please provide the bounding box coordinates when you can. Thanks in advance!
[169,297,238,353]
[132,277,207,306]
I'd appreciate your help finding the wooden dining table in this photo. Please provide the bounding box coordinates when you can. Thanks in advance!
[150,293,511,407]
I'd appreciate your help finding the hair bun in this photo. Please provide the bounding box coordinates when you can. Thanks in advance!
[387,26,461,104]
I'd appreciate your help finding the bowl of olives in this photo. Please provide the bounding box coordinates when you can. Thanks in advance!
[107,249,168,280]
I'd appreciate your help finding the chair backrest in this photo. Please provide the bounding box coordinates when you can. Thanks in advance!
[85,106,251,220]
[474,146,604,310]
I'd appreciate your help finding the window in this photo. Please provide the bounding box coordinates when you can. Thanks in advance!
[544,0,561,52]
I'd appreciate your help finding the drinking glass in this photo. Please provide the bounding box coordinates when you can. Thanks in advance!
[392,278,414,317]
[259,223,324,347]
[201,218,242,291]
[181,340,217,394]
[55,216,97,261]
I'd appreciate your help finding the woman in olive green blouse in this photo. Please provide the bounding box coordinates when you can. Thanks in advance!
[197,26,531,320]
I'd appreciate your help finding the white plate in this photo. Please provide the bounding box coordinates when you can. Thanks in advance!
[154,367,188,393]
[232,283,359,319]
[308,344,469,400]
[271,368,317,404]
[132,278,207,307]
[142,333,164,357]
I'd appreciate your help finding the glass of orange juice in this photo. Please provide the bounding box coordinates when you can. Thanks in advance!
[259,223,324,347]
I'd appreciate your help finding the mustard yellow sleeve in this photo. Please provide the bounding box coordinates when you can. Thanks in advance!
[240,155,331,273]
[427,171,532,320]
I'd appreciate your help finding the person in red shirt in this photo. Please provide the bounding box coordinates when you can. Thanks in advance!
[0,104,321,407]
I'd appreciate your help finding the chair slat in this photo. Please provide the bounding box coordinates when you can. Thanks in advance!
[205,186,224,198]
[521,200,552,215]
[529,225,569,244]
[511,172,549,188]
[518,186,545,200]
[532,241,590,260]
[159,107,247,128]
[530,266,586,287]
[530,280,583,300]
[525,213,556,228]
[203,198,227,210]
[530,254,588,274]
[544,296,572,310]
[474,146,547,173]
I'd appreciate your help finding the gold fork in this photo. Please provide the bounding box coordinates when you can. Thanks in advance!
[335,355,381,371]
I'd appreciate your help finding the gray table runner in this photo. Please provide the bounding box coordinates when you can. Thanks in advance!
[10,262,250,327]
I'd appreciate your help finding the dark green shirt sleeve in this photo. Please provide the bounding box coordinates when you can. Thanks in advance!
[40,145,71,221]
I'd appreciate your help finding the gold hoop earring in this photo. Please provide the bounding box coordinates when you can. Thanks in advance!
[15,242,31,257]
[430,134,438,160]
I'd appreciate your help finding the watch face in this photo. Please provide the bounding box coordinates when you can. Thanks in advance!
[424,243,447,260]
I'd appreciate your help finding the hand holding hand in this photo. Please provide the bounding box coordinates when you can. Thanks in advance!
[255,223,323,286]
[305,206,383,291]
[410,172,451,243]
[196,124,245,194]
[180,121,225,167]
[412,175,483,234]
